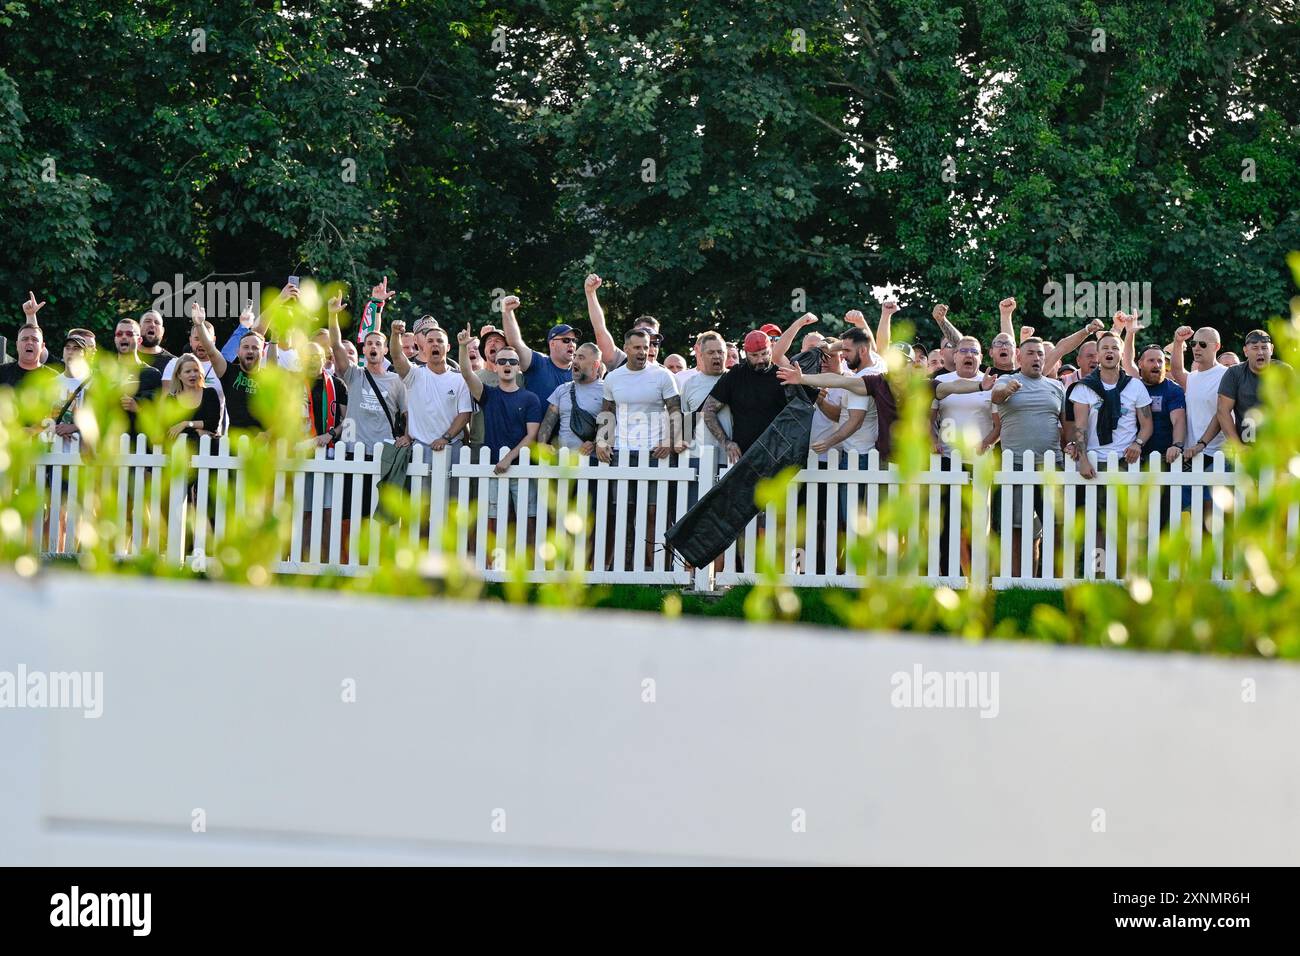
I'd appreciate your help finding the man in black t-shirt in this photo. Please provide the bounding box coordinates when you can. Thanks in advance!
[108,317,163,434]
[138,310,176,370]
[192,303,265,431]
[702,328,794,462]
[0,324,56,390]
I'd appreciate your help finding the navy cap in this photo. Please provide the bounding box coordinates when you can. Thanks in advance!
[548,324,577,341]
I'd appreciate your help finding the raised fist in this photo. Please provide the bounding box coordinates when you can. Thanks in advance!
[999,297,1017,313]
[22,291,46,318]
[585,274,602,293]
[932,304,949,321]
[1175,326,1194,342]
[1086,318,1105,334]
[844,310,866,328]
[881,299,900,316]
[389,320,406,337]
[1020,326,1035,342]
[797,312,818,327]
[501,295,520,312]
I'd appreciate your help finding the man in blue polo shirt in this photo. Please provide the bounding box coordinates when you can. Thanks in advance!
[499,293,575,405]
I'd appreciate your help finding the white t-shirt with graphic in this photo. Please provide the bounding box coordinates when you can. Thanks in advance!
[403,365,473,445]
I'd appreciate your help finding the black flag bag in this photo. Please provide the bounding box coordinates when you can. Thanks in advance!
[665,349,822,568]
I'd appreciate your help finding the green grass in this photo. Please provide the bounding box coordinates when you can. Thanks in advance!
[481,582,1064,634]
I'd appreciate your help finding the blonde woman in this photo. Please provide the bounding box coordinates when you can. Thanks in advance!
[164,353,224,443]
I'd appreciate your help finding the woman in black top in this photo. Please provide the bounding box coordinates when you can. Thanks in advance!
[164,353,223,443]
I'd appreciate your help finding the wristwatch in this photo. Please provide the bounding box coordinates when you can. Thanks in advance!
[1172,441,1184,450]
[440,434,453,444]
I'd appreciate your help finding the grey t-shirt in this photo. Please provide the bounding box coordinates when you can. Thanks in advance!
[341,364,408,448]
[546,380,605,450]
[996,373,1065,456]
[1218,360,1291,433]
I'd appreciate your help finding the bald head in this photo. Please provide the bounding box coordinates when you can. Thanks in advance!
[1191,326,1221,370]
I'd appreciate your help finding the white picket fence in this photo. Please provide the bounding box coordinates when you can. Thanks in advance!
[20,434,1289,591]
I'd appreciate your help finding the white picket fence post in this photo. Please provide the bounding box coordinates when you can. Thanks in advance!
[691,445,717,592]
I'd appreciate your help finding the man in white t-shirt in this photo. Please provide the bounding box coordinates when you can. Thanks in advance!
[678,331,731,456]
[1067,332,1153,480]
[595,327,684,570]
[597,329,683,459]
[933,336,999,457]
[388,318,473,451]
[1169,324,1227,463]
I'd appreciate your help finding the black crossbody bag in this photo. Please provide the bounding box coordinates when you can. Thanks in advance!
[568,381,599,443]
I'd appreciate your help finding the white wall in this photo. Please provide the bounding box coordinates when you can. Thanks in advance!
[2,574,1297,865]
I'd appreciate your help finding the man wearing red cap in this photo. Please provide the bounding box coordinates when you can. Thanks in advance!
[701,327,795,464]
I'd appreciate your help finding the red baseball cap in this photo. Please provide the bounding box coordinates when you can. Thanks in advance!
[759,323,782,337]
[743,329,770,353]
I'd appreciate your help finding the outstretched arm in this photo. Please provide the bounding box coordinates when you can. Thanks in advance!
[1169,326,1192,389]
[388,320,412,378]
[776,364,870,396]
[772,313,816,365]
[931,303,963,349]
[875,299,899,353]
[21,291,45,328]
[327,294,353,376]
[1045,317,1105,369]
[1118,313,1140,378]
[998,297,1016,338]
[457,325,484,402]
[585,274,618,367]
[500,295,533,372]
[191,304,227,378]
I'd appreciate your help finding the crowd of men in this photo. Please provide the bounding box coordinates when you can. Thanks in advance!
[1,279,1288,545]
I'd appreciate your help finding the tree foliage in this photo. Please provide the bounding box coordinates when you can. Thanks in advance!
[1,0,1296,353]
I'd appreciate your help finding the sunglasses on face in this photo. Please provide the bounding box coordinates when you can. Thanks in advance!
[648,335,663,346]
[496,358,520,367]
[554,336,577,345]
[1193,341,1213,349]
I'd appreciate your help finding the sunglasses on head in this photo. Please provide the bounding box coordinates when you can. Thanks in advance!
[496,357,520,367]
